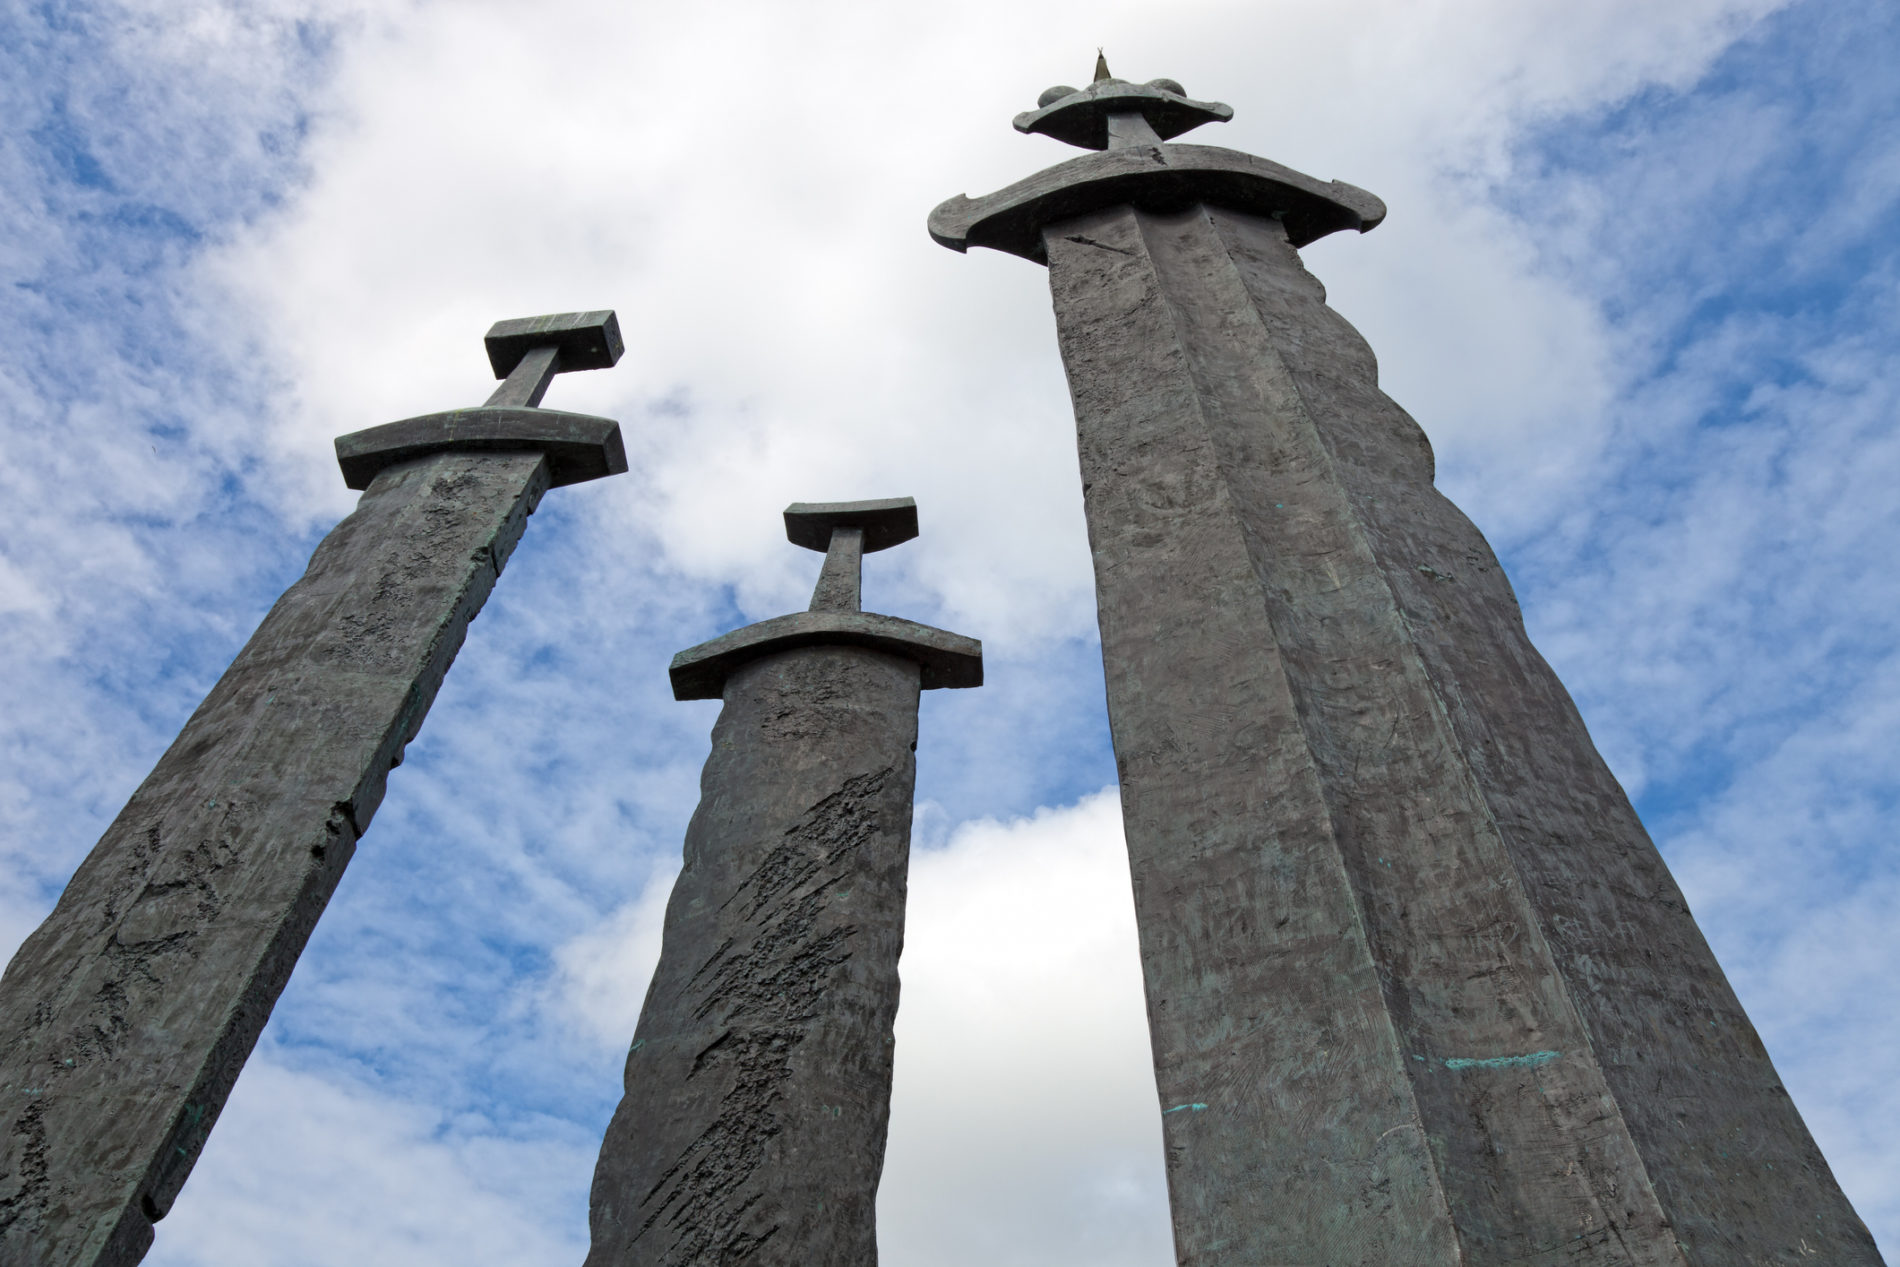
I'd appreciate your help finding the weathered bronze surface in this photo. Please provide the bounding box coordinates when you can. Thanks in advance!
[933,70,1882,1265]
[0,312,626,1267]
[587,499,979,1267]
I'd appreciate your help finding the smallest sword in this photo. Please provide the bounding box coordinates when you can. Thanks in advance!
[586,497,979,1267]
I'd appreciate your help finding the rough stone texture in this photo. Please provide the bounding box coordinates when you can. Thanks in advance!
[1041,202,1882,1264]
[587,647,921,1267]
[808,528,867,614]
[0,449,552,1267]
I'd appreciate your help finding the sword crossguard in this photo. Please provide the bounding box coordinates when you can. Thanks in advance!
[785,497,919,614]
[332,309,629,491]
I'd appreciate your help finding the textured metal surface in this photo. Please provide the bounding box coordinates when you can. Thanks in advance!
[667,611,981,700]
[0,450,554,1266]
[782,499,918,554]
[1038,200,1881,1265]
[484,344,565,409]
[670,499,981,700]
[929,142,1385,261]
[1012,77,1232,150]
[483,309,623,377]
[0,309,630,1265]
[587,647,922,1267]
[334,406,626,490]
[593,500,978,1265]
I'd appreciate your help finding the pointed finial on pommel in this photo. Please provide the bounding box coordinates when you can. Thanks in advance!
[1017,64,1232,151]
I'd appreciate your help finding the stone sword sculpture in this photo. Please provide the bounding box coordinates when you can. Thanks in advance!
[932,62,1882,1265]
[0,311,629,1267]
[586,497,980,1267]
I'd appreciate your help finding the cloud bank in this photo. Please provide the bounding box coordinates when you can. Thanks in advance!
[3,0,1897,1260]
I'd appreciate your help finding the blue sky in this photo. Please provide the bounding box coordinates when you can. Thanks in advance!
[2,0,1896,1262]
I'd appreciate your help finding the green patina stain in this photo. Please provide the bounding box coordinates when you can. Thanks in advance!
[1444,1050,1560,1072]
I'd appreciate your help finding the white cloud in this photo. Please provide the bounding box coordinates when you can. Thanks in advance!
[146,1056,592,1267]
[194,0,1788,641]
[1660,655,1900,1241]
[13,0,1900,1262]
[549,855,680,1052]
[881,790,1170,1267]
[535,789,1169,1265]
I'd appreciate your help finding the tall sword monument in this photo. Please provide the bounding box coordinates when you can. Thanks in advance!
[932,62,1881,1264]
[0,311,628,1267]
[587,498,980,1266]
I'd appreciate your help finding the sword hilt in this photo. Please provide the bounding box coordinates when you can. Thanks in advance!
[1014,57,1231,151]
[483,310,624,408]
[784,498,920,613]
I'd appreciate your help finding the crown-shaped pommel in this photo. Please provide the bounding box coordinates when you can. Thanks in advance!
[1015,70,1233,150]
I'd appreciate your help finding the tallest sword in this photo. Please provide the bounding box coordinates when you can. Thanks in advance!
[932,62,1879,1265]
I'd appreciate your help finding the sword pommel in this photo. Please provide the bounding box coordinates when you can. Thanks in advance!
[485,310,623,377]
[482,310,624,409]
[784,497,919,554]
[785,497,919,615]
[930,69,1384,261]
[1015,61,1232,151]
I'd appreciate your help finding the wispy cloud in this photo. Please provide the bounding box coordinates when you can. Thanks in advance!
[1492,8,1900,1237]
[8,0,1899,1261]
